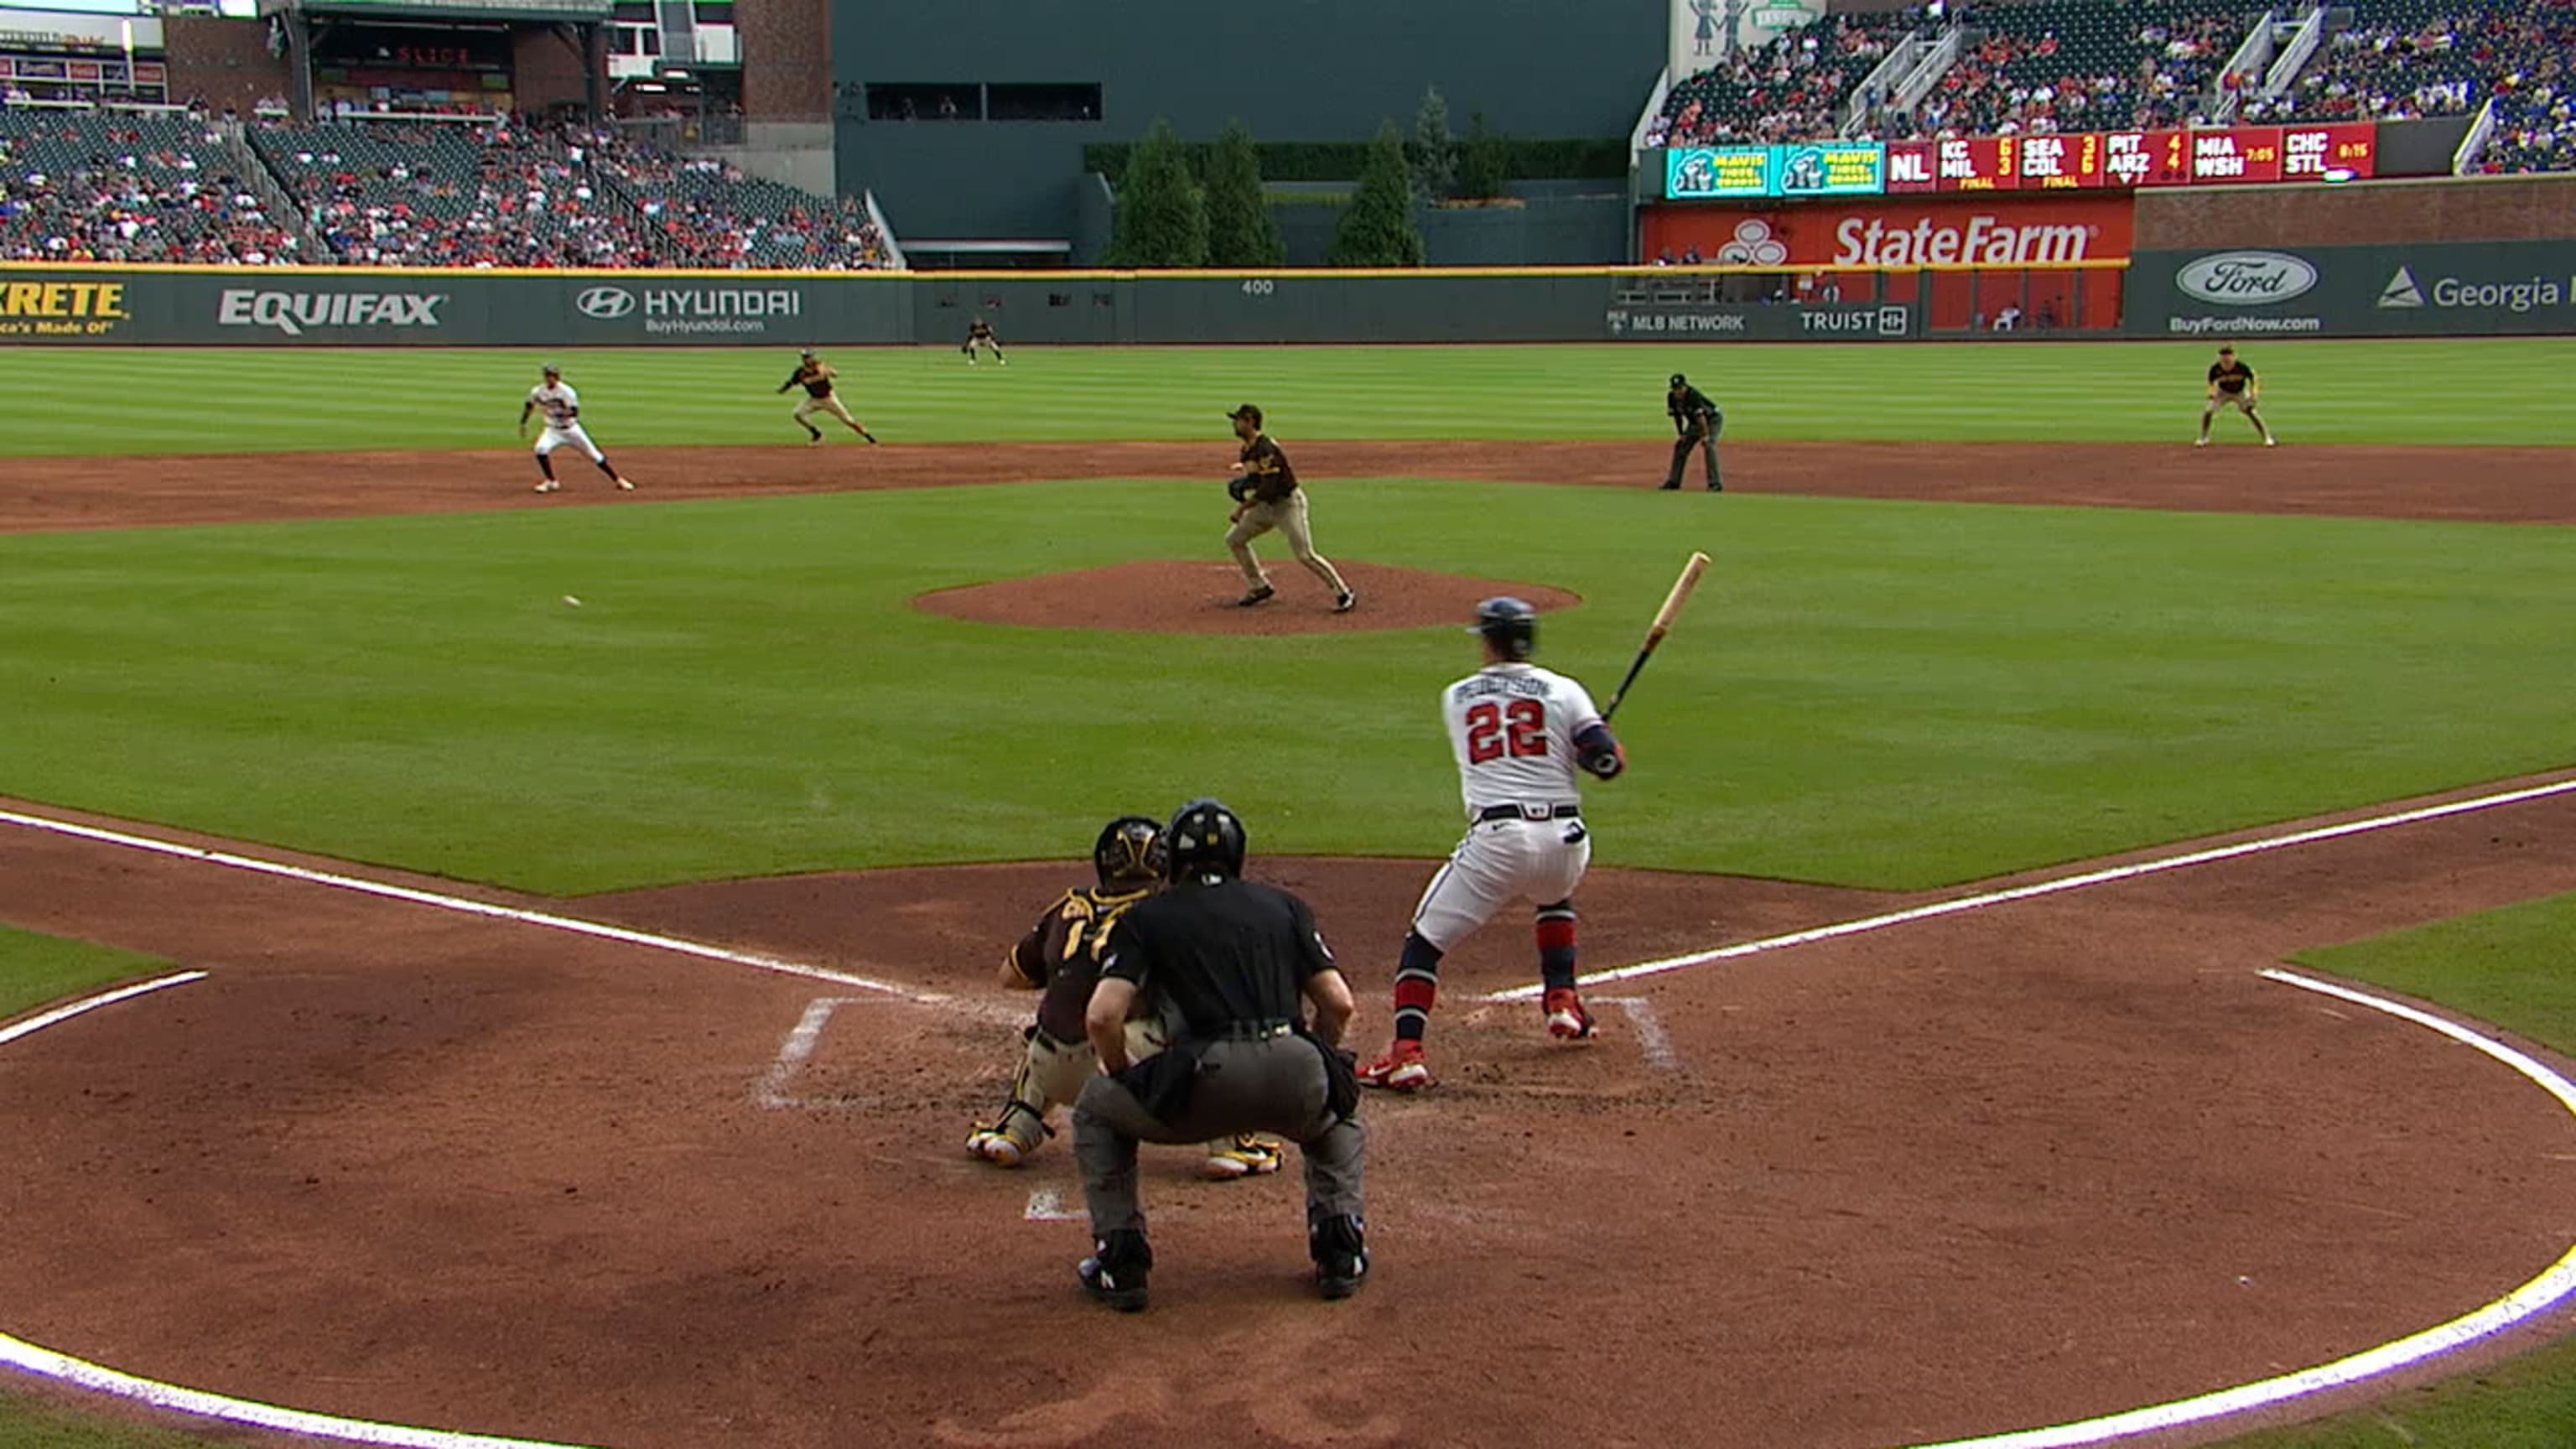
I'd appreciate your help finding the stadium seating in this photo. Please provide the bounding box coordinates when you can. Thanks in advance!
[0,110,299,263]
[1898,0,2257,138]
[1649,11,1929,147]
[249,118,662,267]
[242,117,890,269]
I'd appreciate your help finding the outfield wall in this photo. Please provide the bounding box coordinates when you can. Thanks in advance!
[0,265,1941,345]
[6,250,2570,345]
[2127,241,2576,338]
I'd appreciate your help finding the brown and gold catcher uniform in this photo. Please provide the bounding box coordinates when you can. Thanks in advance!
[967,815,1284,1181]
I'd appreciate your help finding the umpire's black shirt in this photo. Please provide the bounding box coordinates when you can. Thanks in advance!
[1102,877,1333,1037]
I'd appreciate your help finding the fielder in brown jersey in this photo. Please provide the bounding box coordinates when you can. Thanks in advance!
[967,816,1284,1180]
[778,348,877,444]
[2197,345,2277,447]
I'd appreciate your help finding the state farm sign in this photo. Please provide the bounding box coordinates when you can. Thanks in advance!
[1641,195,2134,268]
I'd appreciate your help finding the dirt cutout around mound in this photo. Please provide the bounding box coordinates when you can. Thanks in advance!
[917,558,1581,634]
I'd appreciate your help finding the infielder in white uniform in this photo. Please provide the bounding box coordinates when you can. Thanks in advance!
[517,364,634,494]
[1360,596,1627,1092]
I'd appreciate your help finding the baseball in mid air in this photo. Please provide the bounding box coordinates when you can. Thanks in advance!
[562,595,583,608]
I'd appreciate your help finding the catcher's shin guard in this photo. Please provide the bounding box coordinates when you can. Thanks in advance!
[967,1025,1088,1166]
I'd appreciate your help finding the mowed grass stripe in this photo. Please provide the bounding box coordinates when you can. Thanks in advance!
[1,340,2570,455]
[0,480,2568,896]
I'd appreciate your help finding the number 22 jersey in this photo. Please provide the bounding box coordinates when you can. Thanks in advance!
[1441,662,1605,818]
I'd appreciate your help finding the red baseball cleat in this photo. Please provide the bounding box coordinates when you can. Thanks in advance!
[1543,988,1596,1041]
[1358,1040,1433,1091]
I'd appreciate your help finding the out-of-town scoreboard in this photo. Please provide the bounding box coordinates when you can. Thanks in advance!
[1667,123,2378,200]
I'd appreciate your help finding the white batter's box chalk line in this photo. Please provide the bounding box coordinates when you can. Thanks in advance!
[752,996,870,1110]
[1597,996,1681,1072]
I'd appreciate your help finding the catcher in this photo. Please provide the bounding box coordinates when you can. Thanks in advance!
[967,815,1285,1181]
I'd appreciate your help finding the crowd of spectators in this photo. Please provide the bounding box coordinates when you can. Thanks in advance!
[1647,11,1926,148]
[2240,0,2573,154]
[0,112,299,263]
[1888,3,2252,138]
[2,99,893,269]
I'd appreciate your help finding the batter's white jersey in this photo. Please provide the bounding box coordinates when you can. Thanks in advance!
[1412,662,1605,949]
[527,381,605,462]
[1442,663,1604,818]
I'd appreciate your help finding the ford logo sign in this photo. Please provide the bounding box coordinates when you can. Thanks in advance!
[2176,251,2319,305]
[576,286,637,319]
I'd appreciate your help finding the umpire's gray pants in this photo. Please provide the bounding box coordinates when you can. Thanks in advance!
[1073,1035,1365,1239]
[1665,417,1723,486]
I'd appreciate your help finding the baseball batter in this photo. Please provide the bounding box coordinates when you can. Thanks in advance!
[1359,597,1628,1092]
[517,365,634,494]
[778,349,878,445]
[963,317,1007,366]
[2197,345,2277,447]
[1224,403,1355,614]
[967,815,1285,1181]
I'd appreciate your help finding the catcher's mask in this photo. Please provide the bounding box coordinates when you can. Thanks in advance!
[1092,815,1165,891]
[1164,797,1247,882]
[1472,596,1538,662]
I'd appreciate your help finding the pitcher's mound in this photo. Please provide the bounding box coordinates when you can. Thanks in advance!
[915,559,1583,634]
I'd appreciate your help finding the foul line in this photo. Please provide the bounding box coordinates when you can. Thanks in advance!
[1898,969,2576,1449]
[1485,776,2576,1003]
[0,971,205,1049]
[0,808,938,1005]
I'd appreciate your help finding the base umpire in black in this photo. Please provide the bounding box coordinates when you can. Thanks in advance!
[1072,797,1368,1311]
[1661,371,1724,491]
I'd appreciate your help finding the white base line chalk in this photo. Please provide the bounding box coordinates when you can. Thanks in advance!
[1486,775,2576,1003]
[0,808,938,1006]
[1894,969,2576,1449]
[0,971,205,1049]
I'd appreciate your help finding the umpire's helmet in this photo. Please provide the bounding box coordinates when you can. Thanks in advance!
[1164,797,1247,882]
[1472,596,1539,662]
[1093,815,1164,891]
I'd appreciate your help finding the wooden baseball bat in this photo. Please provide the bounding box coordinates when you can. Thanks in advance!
[1602,550,1711,723]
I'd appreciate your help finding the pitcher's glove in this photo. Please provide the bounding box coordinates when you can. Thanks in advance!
[1227,475,1254,503]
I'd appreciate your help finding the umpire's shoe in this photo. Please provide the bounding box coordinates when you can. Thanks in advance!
[1078,1231,1152,1312]
[1310,1213,1369,1301]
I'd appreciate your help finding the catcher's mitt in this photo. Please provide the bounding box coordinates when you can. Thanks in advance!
[1227,475,1254,503]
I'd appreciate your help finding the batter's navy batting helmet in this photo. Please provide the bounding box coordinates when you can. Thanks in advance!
[1092,815,1164,890]
[1164,797,1247,881]
[1472,596,1539,661]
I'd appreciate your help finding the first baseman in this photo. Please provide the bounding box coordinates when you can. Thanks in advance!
[518,365,634,493]
[778,349,878,445]
[1359,597,1628,1092]
[1224,404,1355,613]
[2197,345,2277,447]
[968,815,1285,1181]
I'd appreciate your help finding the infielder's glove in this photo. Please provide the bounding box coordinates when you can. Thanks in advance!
[1227,476,1254,504]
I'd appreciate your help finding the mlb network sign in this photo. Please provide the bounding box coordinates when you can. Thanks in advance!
[2135,242,2576,338]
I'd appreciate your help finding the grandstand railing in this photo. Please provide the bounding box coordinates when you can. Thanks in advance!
[2213,10,2279,121]
[1891,26,1965,118]
[1844,33,1929,137]
[213,116,319,258]
[2453,96,2498,174]
[2262,5,2327,98]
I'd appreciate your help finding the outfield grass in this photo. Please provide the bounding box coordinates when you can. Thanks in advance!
[0,482,2567,893]
[0,339,2569,455]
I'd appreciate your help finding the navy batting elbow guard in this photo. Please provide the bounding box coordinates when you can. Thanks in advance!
[1575,724,1625,779]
